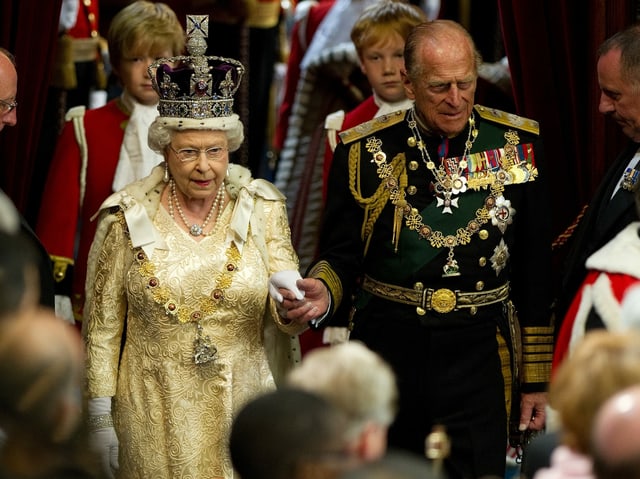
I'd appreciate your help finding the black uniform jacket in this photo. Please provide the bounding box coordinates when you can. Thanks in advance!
[309,105,554,391]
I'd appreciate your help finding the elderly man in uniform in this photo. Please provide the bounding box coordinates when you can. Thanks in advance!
[274,20,554,479]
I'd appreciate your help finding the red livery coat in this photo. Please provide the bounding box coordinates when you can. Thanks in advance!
[37,99,129,320]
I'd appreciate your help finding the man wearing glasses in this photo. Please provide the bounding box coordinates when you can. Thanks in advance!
[0,48,17,131]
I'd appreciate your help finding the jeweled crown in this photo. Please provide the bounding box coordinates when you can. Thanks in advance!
[148,15,245,121]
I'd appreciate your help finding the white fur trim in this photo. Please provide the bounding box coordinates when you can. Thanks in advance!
[621,284,640,331]
[586,222,640,275]
[158,113,240,131]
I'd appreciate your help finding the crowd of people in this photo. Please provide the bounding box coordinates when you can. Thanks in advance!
[3,1,640,479]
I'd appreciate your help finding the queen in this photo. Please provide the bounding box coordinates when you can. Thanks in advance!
[82,15,306,479]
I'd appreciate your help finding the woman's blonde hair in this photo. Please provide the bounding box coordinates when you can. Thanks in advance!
[550,330,640,454]
[108,1,184,73]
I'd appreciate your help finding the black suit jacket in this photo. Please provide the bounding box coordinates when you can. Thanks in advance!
[557,141,640,324]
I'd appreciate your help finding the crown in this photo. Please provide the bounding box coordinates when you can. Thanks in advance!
[148,15,245,123]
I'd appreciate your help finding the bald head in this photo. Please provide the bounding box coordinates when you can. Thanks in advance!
[0,308,85,443]
[403,20,482,82]
[592,385,640,479]
[0,48,18,130]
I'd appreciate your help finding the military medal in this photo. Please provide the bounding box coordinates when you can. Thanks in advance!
[489,196,515,234]
[621,167,640,191]
[407,108,477,214]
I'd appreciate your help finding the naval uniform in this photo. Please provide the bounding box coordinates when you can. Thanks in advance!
[308,105,554,479]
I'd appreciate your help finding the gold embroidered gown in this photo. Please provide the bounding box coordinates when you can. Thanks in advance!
[84,165,303,479]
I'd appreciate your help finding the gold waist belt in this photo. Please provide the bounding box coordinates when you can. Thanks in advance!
[71,38,99,62]
[361,275,510,315]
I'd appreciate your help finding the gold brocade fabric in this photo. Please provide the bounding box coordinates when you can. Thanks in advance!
[85,197,299,479]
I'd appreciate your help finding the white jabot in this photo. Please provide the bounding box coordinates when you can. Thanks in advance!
[112,92,163,192]
[373,91,414,118]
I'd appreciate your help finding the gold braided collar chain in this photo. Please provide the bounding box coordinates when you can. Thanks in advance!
[135,240,241,325]
[365,117,507,277]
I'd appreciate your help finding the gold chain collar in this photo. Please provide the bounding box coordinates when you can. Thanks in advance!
[135,241,241,324]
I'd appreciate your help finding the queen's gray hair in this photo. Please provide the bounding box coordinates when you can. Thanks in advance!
[147,117,244,154]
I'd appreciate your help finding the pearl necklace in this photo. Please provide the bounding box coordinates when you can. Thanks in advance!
[407,107,478,214]
[168,179,225,236]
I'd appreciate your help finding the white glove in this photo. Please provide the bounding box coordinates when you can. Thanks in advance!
[269,270,304,303]
[88,397,119,479]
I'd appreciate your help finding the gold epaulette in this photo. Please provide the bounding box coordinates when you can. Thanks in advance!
[339,109,407,145]
[474,105,539,135]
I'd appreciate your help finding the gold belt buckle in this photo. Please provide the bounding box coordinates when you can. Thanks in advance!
[430,288,457,313]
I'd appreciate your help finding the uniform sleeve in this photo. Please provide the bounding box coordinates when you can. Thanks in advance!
[510,133,554,388]
[308,140,366,320]
[36,119,82,286]
[83,211,129,398]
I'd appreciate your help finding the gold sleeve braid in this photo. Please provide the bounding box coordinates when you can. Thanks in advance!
[307,260,343,316]
[521,325,554,384]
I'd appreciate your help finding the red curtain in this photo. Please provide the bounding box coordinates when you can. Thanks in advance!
[498,0,633,248]
[0,0,63,220]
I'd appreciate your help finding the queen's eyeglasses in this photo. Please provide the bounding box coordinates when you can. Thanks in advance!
[168,145,228,163]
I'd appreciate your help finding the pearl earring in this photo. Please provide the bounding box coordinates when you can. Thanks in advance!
[163,161,170,183]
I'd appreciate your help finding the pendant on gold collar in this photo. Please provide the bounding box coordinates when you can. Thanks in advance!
[193,323,217,365]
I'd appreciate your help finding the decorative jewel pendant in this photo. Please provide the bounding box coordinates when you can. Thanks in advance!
[436,194,458,214]
[489,196,516,234]
[490,239,510,276]
[190,224,203,236]
[193,324,217,364]
[442,248,461,277]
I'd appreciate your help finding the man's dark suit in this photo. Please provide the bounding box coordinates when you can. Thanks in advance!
[557,141,640,324]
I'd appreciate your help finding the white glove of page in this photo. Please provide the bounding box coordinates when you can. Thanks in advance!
[88,396,119,479]
[269,270,304,303]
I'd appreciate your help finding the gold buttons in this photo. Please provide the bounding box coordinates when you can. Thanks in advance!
[416,307,426,316]
[469,306,478,316]
[475,281,484,291]
[479,257,487,267]
[479,230,489,240]
[409,161,419,171]
[407,185,417,195]
[413,282,424,291]
[407,136,417,147]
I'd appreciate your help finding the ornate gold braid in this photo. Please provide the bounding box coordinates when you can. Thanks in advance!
[347,142,406,251]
